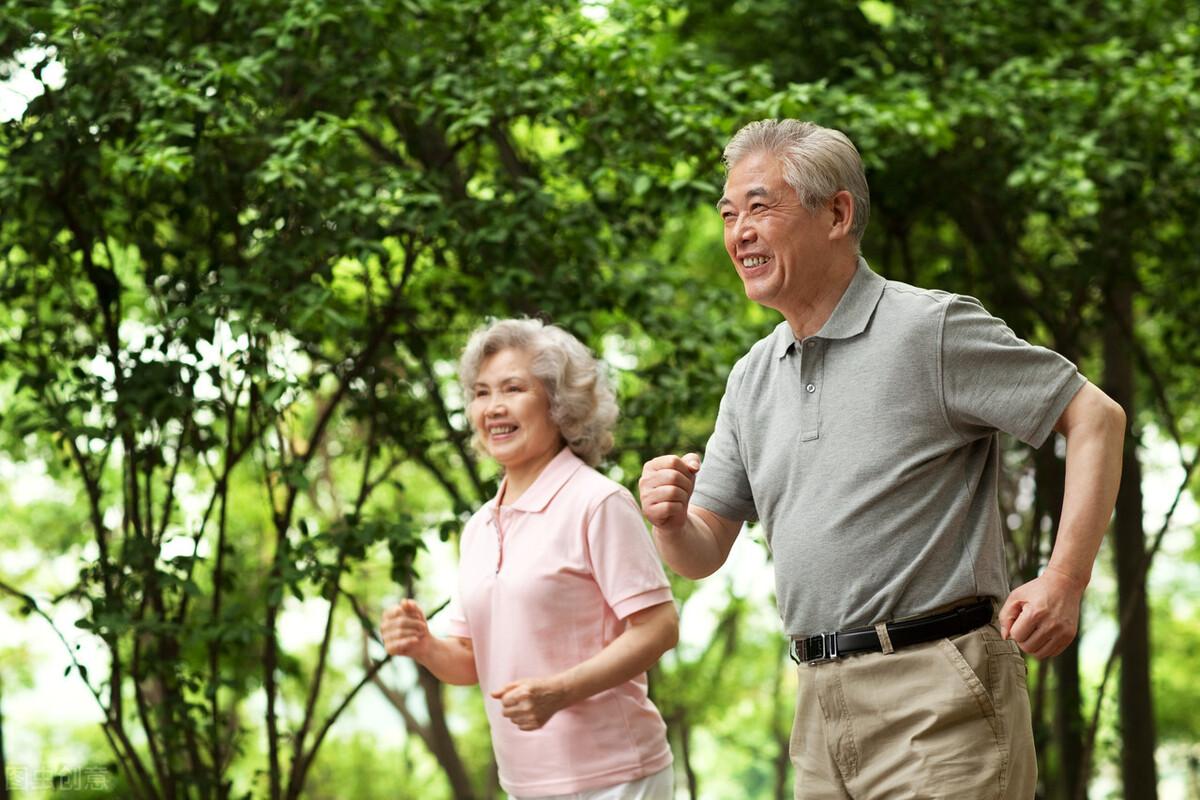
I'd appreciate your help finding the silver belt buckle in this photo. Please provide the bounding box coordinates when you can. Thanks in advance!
[791,631,839,665]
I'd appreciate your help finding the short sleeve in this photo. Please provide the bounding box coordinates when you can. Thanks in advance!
[941,295,1085,447]
[692,359,758,522]
[438,514,483,640]
[585,490,673,620]
[441,596,471,640]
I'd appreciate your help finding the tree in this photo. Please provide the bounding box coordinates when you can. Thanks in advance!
[1,1,768,797]
[667,0,1200,795]
[5,1,1199,797]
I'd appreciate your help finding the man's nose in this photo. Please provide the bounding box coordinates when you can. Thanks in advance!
[732,215,756,243]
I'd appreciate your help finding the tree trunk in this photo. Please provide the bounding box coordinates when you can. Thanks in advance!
[415,666,479,800]
[1035,441,1085,800]
[1103,280,1158,799]
[772,656,791,800]
[0,677,9,800]
[677,717,698,800]
[483,757,499,800]
[1054,638,1085,799]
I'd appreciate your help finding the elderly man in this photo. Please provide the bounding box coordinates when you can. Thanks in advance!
[638,119,1125,798]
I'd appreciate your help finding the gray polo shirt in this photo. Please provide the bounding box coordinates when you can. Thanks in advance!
[693,258,1084,636]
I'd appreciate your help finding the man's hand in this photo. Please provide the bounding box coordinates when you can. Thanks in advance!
[638,453,702,535]
[998,566,1087,659]
[380,599,433,660]
[490,676,571,731]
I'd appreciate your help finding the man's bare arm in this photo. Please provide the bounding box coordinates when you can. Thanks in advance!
[638,453,744,579]
[998,381,1125,658]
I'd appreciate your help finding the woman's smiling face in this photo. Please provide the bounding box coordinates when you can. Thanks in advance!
[469,347,563,473]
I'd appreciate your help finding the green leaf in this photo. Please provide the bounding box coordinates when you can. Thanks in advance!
[859,0,896,28]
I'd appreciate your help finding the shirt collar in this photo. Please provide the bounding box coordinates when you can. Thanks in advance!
[772,257,886,359]
[492,446,585,514]
[770,321,798,360]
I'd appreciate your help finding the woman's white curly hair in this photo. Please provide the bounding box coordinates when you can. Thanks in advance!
[458,318,618,467]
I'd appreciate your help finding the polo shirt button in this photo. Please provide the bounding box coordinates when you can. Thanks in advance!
[806,340,816,348]
[806,383,815,393]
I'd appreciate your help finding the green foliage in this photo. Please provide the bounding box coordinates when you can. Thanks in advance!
[3,0,1200,798]
[301,734,445,800]
[0,0,768,797]
[664,1,1200,796]
[1151,564,1200,743]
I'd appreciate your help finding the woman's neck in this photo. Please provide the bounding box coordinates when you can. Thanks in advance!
[498,446,564,506]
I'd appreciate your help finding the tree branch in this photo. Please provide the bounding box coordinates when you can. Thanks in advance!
[0,580,158,798]
[408,343,488,502]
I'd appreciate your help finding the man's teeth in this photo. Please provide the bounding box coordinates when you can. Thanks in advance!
[490,425,517,435]
[743,256,769,268]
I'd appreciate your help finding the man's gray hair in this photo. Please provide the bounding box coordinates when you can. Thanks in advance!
[458,318,618,467]
[723,119,870,245]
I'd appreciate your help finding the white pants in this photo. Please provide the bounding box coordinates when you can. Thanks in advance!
[511,765,674,800]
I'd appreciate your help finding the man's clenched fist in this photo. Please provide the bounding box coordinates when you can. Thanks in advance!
[638,453,701,535]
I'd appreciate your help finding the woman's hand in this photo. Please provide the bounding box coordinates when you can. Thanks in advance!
[490,676,572,731]
[378,600,479,685]
[380,599,433,660]
[488,601,680,731]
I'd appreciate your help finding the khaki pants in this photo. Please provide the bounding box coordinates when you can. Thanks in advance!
[789,622,1036,799]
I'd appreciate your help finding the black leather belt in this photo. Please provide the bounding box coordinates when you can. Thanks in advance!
[789,600,993,665]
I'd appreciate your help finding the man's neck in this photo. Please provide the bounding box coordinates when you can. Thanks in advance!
[779,256,859,339]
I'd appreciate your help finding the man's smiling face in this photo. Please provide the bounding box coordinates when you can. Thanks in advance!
[719,151,835,313]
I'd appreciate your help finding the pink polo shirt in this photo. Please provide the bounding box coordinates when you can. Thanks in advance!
[444,447,674,797]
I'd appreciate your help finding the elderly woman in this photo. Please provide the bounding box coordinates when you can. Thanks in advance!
[381,318,678,800]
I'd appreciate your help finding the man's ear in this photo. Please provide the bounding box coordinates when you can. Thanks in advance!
[828,190,855,241]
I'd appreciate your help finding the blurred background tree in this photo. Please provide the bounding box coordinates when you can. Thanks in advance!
[1,1,1197,798]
